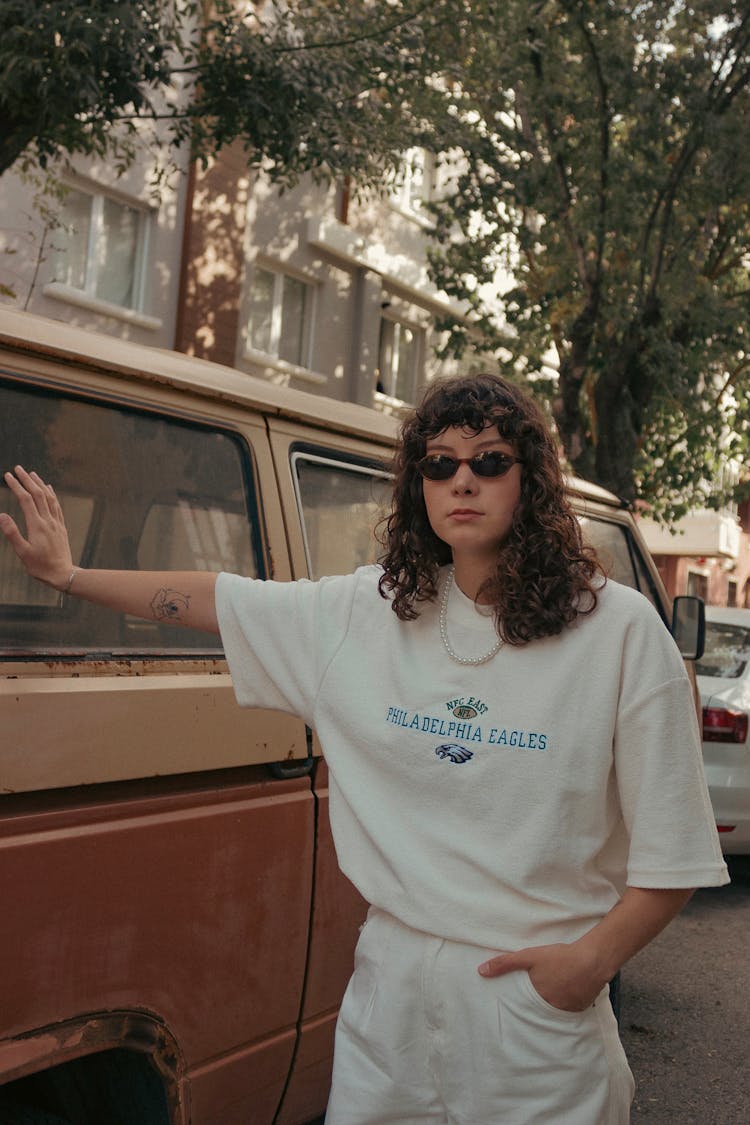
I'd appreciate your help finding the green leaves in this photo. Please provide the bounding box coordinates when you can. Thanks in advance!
[4,1,750,520]
[0,1,176,171]
[420,0,750,520]
[0,1,445,186]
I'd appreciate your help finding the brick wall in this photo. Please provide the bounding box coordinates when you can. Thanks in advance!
[175,143,250,368]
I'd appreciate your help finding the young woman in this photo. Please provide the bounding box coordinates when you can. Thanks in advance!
[1,373,728,1124]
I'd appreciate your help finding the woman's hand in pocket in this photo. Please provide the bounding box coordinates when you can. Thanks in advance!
[477,941,608,1013]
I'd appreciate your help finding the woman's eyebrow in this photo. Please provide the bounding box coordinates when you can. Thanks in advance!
[475,437,514,450]
[425,438,514,452]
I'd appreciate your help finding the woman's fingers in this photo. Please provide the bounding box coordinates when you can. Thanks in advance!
[29,470,61,520]
[5,466,42,517]
[0,512,26,554]
[11,466,55,519]
[2,467,73,587]
[5,467,61,526]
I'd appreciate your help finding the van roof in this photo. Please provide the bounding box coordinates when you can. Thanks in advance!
[0,307,624,510]
[0,307,399,444]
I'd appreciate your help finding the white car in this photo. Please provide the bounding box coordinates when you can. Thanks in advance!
[696,606,750,854]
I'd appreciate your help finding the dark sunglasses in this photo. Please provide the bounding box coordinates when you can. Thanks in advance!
[416,451,522,481]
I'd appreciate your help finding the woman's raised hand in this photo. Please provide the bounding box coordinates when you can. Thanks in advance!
[1,466,220,631]
[0,466,74,591]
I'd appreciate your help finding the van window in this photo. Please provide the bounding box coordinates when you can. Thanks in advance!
[579,515,664,619]
[292,451,391,578]
[0,378,262,655]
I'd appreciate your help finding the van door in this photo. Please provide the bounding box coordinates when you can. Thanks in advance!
[577,506,669,620]
[266,419,392,1123]
[0,372,313,1124]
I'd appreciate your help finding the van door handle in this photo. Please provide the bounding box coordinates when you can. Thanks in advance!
[268,726,315,779]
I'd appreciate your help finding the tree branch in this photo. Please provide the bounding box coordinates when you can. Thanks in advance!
[640,11,750,300]
[242,0,441,56]
[524,27,591,292]
[573,10,610,286]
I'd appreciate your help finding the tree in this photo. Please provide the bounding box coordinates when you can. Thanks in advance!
[0,0,444,187]
[5,2,750,520]
[421,0,750,520]
[0,1,177,175]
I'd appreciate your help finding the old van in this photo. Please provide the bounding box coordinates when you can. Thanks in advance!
[0,308,699,1124]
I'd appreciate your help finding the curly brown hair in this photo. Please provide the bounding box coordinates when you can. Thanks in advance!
[377,373,603,643]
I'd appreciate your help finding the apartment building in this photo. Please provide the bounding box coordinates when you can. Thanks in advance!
[3,140,746,606]
[0,150,188,351]
[0,140,472,415]
[640,500,750,607]
[175,143,474,411]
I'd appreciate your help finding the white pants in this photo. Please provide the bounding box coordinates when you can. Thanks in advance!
[327,908,634,1125]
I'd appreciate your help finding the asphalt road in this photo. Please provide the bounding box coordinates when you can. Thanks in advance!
[620,856,750,1123]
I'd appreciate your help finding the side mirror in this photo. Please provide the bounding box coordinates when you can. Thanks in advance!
[671,595,705,661]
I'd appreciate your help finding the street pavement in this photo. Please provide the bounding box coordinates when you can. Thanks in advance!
[621,856,750,1123]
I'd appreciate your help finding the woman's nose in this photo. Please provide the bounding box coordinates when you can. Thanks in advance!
[451,464,477,493]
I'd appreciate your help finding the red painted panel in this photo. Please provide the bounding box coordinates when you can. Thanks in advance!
[274,1014,336,1125]
[187,1029,296,1125]
[301,760,367,1020]
[0,771,314,1089]
[275,759,367,1123]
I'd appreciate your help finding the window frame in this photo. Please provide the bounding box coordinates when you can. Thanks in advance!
[577,512,668,624]
[50,184,152,315]
[388,147,437,223]
[246,264,316,370]
[0,374,266,660]
[376,314,425,406]
[687,569,710,601]
[289,447,392,578]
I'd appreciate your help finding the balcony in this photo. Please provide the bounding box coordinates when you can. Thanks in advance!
[639,509,741,560]
[306,216,468,317]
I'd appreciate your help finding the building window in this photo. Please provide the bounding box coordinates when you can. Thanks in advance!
[728,579,738,607]
[389,148,435,218]
[247,266,313,368]
[377,317,424,405]
[53,186,150,312]
[687,570,709,601]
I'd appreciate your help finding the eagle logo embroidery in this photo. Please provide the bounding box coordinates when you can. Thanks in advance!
[435,743,473,764]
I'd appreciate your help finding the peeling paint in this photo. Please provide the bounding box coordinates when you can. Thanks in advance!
[2,1010,185,1123]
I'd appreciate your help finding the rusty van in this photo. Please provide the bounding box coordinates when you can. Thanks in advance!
[0,308,701,1124]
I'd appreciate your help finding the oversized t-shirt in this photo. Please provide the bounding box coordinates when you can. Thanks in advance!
[216,566,728,951]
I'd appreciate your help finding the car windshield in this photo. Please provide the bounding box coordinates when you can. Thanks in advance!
[696,621,750,679]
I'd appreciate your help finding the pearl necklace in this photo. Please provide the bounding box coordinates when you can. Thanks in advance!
[439,567,503,666]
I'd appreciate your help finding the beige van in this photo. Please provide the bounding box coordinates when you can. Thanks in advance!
[0,308,700,1124]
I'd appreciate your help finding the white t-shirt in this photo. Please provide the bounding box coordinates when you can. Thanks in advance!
[216,566,728,951]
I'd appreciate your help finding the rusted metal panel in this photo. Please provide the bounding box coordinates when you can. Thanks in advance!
[0,775,314,1096]
[275,757,367,1124]
[274,1013,337,1125]
[299,759,366,1021]
[188,1029,298,1125]
[0,1011,186,1122]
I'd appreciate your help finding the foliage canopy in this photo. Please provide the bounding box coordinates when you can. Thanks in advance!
[0,1,442,185]
[420,0,750,520]
[3,1,750,519]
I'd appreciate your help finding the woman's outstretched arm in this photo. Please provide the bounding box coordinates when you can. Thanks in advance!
[0,466,220,634]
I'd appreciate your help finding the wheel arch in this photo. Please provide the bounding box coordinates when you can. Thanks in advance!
[0,1009,186,1123]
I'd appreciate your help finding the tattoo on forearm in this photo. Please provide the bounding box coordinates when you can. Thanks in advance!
[151,588,191,623]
